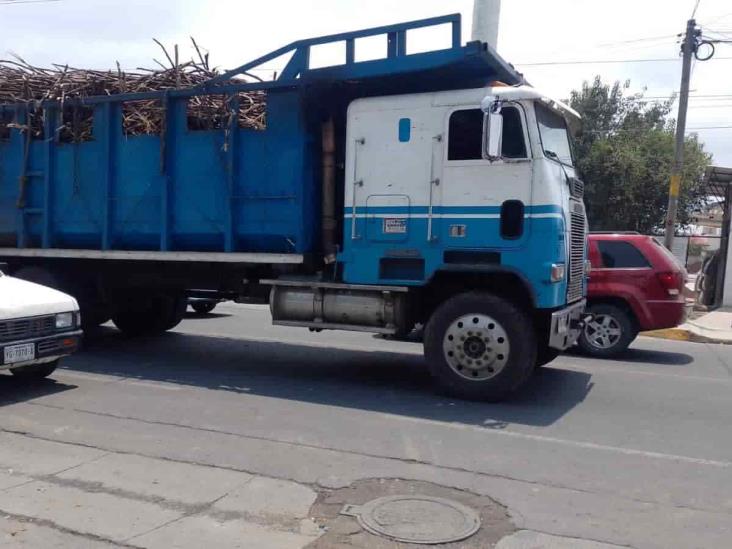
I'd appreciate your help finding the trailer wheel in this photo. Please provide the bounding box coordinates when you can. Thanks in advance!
[424,292,536,401]
[112,294,186,336]
[10,360,59,380]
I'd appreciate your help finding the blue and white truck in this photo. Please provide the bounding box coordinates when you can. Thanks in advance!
[0,14,586,400]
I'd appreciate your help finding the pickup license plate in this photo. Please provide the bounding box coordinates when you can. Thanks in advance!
[4,343,35,364]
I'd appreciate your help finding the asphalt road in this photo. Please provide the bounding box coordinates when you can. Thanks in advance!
[1,302,731,548]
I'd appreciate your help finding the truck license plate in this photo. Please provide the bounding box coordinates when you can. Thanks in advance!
[4,343,35,364]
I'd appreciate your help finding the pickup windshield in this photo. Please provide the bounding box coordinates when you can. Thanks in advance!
[536,103,574,167]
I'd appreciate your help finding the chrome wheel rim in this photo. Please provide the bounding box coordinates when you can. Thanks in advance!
[442,314,510,381]
[585,314,622,349]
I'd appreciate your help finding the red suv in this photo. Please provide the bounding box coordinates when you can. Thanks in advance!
[580,233,687,357]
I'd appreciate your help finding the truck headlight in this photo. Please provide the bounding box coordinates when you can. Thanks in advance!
[550,263,566,283]
[55,312,74,329]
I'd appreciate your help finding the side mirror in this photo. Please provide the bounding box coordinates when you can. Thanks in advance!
[483,104,503,161]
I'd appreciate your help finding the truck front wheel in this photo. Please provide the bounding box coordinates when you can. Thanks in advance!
[424,292,536,401]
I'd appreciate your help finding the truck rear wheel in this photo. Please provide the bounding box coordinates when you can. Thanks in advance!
[191,301,217,315]
[424,292,536,401]
[112,294,186,336]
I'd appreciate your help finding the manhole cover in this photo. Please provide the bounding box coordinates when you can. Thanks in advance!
[341,495,481,544]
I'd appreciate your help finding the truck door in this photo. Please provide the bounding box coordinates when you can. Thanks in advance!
[440,104,532,248]
[346,107,433,245]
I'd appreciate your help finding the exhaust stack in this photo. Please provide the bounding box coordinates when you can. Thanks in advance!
[472,0,502,50]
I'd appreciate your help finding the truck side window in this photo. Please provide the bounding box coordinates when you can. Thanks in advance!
[448,106,527,161]
[597,241,651,268]
[448,109,483,160]
[500,106,527,159]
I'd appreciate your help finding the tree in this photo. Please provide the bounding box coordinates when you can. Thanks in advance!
[568,77,711,234]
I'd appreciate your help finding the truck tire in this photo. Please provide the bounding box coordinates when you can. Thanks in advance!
[112,294,186,336]
[578,303,637,358]
[13,266,59,289]
[535,346,561,368]
[191,301,217,315]
[10,359,59,380]
[424,292,537,401]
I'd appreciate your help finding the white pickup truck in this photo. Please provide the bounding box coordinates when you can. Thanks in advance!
[0,268,82,379]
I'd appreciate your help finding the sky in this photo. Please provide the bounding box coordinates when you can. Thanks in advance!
[1,0,731,165]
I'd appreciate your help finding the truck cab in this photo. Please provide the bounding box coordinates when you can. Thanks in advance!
[341,86,585,310]
[272,83,587,400]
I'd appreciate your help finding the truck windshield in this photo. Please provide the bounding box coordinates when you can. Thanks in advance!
[536,103,574,167]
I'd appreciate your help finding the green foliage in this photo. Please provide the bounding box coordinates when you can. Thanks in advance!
[568,77,711,234]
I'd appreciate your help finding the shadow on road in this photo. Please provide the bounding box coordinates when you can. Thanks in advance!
[67,328,593,428]
[564,346,694,366]
[0,375,77,406]
[183,312,233,320]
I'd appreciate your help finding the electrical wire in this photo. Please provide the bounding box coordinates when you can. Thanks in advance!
[692,0,702,19]
[515,56,732,66]
[0,0,61,4]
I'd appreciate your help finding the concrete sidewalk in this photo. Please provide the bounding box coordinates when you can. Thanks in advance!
[644,307,732,344]
[0,431,322,548]
[0,429,630,548]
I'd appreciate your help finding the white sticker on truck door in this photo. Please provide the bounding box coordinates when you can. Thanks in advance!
[383,218,407,234]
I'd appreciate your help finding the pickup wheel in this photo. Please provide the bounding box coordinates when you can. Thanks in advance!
[10,360,59,380]
[578,303,637,358]
[424,292,536,401]
[112,294,186,336]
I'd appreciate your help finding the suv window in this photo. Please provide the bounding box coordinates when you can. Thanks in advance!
[597,241,651,269]
[447,106,527,161]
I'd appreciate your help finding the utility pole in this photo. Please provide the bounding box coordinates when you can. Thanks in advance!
[663,18,698,250]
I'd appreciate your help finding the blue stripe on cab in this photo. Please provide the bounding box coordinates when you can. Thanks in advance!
[350,204,563,215]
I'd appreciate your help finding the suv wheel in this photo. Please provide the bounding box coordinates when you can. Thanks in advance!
[578,304,637,358]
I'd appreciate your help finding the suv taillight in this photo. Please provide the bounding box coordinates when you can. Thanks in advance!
[656,271,681,296]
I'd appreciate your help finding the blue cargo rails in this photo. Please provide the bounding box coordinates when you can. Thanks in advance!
[0,14,588,401]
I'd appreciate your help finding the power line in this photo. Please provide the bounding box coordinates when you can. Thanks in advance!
[688,125,732,129]
[0,0,61,4]
[603,34,680,45]
[634,94,732,100]
[515,56,732,66]
[692,0,702,19]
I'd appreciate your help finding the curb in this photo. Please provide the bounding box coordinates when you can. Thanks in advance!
[642,328,732,345]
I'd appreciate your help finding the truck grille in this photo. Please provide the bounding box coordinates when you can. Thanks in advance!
[569,177,585,200]
[0,315,55,342]
[568,201,586,303]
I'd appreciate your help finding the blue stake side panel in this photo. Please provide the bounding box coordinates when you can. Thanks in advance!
[0,91,316,253]
[0,14,523,257]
